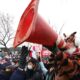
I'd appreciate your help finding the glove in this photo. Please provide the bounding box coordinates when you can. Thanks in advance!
[19,46,29,69]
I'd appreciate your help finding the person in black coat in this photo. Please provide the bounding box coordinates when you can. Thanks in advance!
[25,58,44,80]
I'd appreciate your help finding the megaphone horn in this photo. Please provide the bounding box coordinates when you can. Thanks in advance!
[13,0,67,50]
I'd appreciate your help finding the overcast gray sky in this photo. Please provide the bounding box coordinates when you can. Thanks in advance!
[0,0,80,47]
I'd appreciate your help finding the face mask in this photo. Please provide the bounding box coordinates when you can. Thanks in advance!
[27,64,33,70]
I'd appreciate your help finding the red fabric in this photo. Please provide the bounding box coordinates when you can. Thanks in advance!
[29,51,32,57]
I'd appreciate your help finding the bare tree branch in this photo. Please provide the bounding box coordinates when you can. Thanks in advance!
[0,13,14,54]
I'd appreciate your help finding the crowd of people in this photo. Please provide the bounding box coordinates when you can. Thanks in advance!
[0,32,80,80]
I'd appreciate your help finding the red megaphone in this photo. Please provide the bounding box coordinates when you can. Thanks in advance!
[13,0,67,49]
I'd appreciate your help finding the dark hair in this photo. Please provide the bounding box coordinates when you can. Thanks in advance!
[21,46,29,56]
[28,58,38,65]
[21,46,28,52]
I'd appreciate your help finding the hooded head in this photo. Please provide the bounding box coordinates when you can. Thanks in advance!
[21,46,29,56]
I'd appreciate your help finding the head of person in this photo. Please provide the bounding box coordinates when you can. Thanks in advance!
[21,46,29,55]
[64,32,77,47]
[27,58,38,70]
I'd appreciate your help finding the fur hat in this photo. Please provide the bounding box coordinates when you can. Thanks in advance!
[63,32,77,42]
